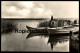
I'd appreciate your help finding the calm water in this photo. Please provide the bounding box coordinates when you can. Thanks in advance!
[1,20,70,52]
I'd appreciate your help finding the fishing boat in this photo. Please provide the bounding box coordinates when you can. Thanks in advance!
[47,24,79,35]
[26,24,79,35]
[26,25,48,33]
[26,16,79,35]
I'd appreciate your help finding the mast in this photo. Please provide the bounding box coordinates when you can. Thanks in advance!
[51,15,53,21]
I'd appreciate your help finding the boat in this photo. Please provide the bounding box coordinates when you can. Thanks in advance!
[26,25,48,33]
[47,25,79,35]
[26,24,79,35]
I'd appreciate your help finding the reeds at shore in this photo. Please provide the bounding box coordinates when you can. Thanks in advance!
[1,19,17,33]
[38,20,50,27]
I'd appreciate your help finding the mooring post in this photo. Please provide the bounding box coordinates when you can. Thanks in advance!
[70,31,73,36]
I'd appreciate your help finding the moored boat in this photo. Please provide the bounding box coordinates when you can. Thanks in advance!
[26,25,48,33]
[26,16,79,35]
[26,24,79,35]
[47,25,79,35]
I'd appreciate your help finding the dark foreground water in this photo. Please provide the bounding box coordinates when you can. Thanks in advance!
[1,20,70,52]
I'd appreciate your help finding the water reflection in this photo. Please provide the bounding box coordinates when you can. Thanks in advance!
[26,33,49,39]
[48,35,69,51]
[26,33,69,51]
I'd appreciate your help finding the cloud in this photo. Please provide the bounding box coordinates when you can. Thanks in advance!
[1,1,52,18]
[1,1,79,19]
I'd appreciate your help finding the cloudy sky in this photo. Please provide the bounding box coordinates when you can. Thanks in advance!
[1,1,79,19]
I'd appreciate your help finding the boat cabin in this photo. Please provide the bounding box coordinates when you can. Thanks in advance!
[49,16,79,28]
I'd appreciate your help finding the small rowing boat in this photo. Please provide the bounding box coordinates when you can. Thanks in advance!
[26,25,48,33]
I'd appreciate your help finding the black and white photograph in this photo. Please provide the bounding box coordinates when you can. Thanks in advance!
[1,1,79,52]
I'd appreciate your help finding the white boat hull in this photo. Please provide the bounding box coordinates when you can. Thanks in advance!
[47,27,79,35]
